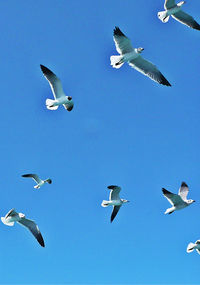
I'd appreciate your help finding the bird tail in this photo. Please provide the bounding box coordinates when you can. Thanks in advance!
[164,207,175,214]
[110,55,124,69]
[101,200,110,207]
[187,242,195,253]
[157,11,170,23]
[1,217,14,226]
[46,99,59,110]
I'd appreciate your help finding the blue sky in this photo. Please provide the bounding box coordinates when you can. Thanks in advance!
[0,0,200,284]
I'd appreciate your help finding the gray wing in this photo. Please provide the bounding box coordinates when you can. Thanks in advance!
[18,218,45,247]
[129,56,171,86]
[113,27,134,55]
[111,205,121,223]
[164,0,175,10]
[162,188,184,206]
[40,65,65,99]
[5,208,18,219]
[22,174,42,184]
[172,11,200,30]
[178,182,189,201]
[108,185,121,200]
[196,240,200,245]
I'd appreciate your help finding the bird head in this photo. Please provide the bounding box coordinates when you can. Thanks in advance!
[122,199,130,203]
[137,47,144,53]
[188,199,195,204]
[67,96,72,101]
[19,213,25,218]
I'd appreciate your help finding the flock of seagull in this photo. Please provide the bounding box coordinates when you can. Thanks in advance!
[1,0,200,255]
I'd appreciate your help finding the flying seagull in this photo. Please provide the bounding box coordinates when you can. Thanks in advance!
[40,64,74,111]
[110,27,171,86]
[162,182,195,214]
[187,240,200,255]
[22,173,52,189]
[101,185,129,222]
[1,209,45,247]
[158,1,200,30]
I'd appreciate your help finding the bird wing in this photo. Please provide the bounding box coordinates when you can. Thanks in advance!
[162,188,183,206]
[22,174,42,184]
[113,27,134,55]
[196,240,200,245]
[164,0,175,10]
[108,185,121,200]
[40,65,66,99]
[178,182,189,201]
[18,218,45,247]
[111,205,121,223]
[129,56,171,86]
[172,10,200,30]
[5,208,18,219]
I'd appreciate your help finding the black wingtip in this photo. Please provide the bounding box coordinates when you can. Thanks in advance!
[162,188,171,195]
[113,26,126,37]
[193,22,200,31]
[37,234,45,247]
[160,74,171,86]
[107,185,118,189]
[40,64,54,76]
[181,182,188,188]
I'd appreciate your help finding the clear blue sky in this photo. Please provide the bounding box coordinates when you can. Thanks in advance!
[0,0,200,284]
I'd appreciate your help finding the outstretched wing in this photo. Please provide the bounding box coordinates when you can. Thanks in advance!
[111,206,121,223]
[108,185,121,201]
[40,65,65,99]
[22,174,42,184]
[113,27,134,55]
[18,218,45,247]
[162,188,183,206]
[164,0,175,10]
[5,208,18,219]
[172,11,200,30]
[178,182,189,201]
[129,56,171,86]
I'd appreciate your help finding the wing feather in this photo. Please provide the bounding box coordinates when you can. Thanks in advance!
[22,174,42,184]
[172,11,200,30]
[111,206,121,223]
[113,27,134,55]
[40,65,65,99]
[178,182,189,201]
[108,185,121,200]
[164,0,176,10]
[129,56,171,86]
[162,188,183,206]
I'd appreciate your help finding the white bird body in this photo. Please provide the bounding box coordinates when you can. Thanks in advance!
[101,185,129,222]
[40,64,74,111]
[158,1,200,30]
[187,240,200,254]
[162,182,195,214]
[1,209,45,247]
[22,173,52,189]
[110,27,171,86]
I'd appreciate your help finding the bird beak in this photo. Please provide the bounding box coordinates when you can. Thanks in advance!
[193,200,196,202]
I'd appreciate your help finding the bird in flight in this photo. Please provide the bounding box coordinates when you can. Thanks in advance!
[162,182,195,214]
[22,173,52,189]
[40,64,74,111]
[110,27,171,86]
[187,240,200,255]
[101,185,129,222]
[1,209,45,247]
[158,1,200,30]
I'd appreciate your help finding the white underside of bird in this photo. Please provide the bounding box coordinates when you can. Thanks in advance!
[187,240,200,254]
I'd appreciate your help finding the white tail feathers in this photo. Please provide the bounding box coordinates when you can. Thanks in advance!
[110,55,124,69]
[46,99,59,110]
[187,242,195,253]
[1,217,14,226]
[158,11,170,23]
[101,200,109,207]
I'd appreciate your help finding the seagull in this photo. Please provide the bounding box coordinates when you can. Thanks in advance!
[162,182,195,214]
[101,185,129,223]
[158,1,200,30]
[40,64,74,111]
[1,209,45,247]
[110,27,171,86]
[21,173,52,189]
[187,240,200,255]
